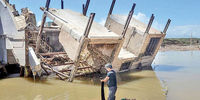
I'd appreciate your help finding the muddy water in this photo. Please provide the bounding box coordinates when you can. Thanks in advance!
[0,70,165,100]
[153,51,200,100]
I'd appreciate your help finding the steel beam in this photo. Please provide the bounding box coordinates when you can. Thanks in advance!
[45,0,51,11]
[82,0,90,16]
[122,3,136,38]
[105,0,116,27]
[163,19,171,34]
[145,14,155,34]
[108,0,116,16]
[61,0,64,9]
[84,13,95,37]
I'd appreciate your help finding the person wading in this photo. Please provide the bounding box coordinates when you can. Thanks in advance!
[101,63,117,100]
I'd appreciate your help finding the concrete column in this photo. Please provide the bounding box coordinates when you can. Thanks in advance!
[0,35,7,64]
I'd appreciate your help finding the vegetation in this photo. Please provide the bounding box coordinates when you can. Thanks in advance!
[162,38,200,46]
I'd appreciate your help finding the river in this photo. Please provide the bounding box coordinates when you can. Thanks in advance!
[0,70,164,100]
[1,51,199,100]
[152,51,200,100]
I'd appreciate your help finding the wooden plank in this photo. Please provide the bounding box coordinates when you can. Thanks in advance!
[24,29,30,77]
[39,52,66,56]
[59,66,92,72]
[35,0,51,53]
[41,64,49,75]
[42,64,69,78]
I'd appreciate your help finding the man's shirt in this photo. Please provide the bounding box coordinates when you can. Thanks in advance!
[107,70,117,87]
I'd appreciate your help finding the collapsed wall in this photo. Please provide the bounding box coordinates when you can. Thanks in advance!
[0,0,19,65]
[0,0,37,68]
[42,8,123,71]
[105,14,167,71]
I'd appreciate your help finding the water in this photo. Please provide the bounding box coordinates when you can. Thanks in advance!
[0,70,165,100]
[1,51,199,100]
[4,51,199,100]
[152,51,200,100]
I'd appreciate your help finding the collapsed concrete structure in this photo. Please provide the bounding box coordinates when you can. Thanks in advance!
[104,0,171,72]
[34,2,124,81]
[0,0,36,75]
[0,0,171,82]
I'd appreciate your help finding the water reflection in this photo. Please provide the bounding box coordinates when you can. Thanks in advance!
[152,51,200,100]
[153,65,184,72]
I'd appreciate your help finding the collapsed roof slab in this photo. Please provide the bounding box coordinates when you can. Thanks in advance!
[42,8,122,62]
[105,13,167,71]
[105,14,165,56]
[109,15,162,35]
[44,8,120,41]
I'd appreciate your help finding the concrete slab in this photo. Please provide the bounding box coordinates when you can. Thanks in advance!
[110,15,162,35]
[118,48,136,60]
[46,8,121,41]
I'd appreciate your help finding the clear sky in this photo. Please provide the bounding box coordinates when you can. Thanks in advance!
[10,0,200,38]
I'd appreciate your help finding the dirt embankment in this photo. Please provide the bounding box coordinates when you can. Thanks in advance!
[160,38,200,51]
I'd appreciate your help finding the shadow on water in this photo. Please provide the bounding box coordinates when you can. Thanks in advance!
[76,66,155,86]
[153,65,184,72]
[0,64,20,78]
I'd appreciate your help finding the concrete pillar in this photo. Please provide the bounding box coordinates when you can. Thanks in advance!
[0,35,7,64]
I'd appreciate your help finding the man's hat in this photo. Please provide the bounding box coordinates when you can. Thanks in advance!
[105,63,112,69]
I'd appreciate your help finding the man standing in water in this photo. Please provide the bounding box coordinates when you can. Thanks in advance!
[101,63,117,100]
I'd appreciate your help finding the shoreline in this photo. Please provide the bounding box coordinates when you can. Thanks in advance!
[159,45,200,52]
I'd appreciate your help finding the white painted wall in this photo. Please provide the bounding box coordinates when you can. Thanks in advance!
[0,0,18,35]
[0,0,18,64]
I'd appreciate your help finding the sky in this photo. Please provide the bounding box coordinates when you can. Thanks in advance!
[9,0,200,38]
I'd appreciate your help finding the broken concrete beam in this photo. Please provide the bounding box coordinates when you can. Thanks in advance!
[28,47,42,76]
[35,0,51,53]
